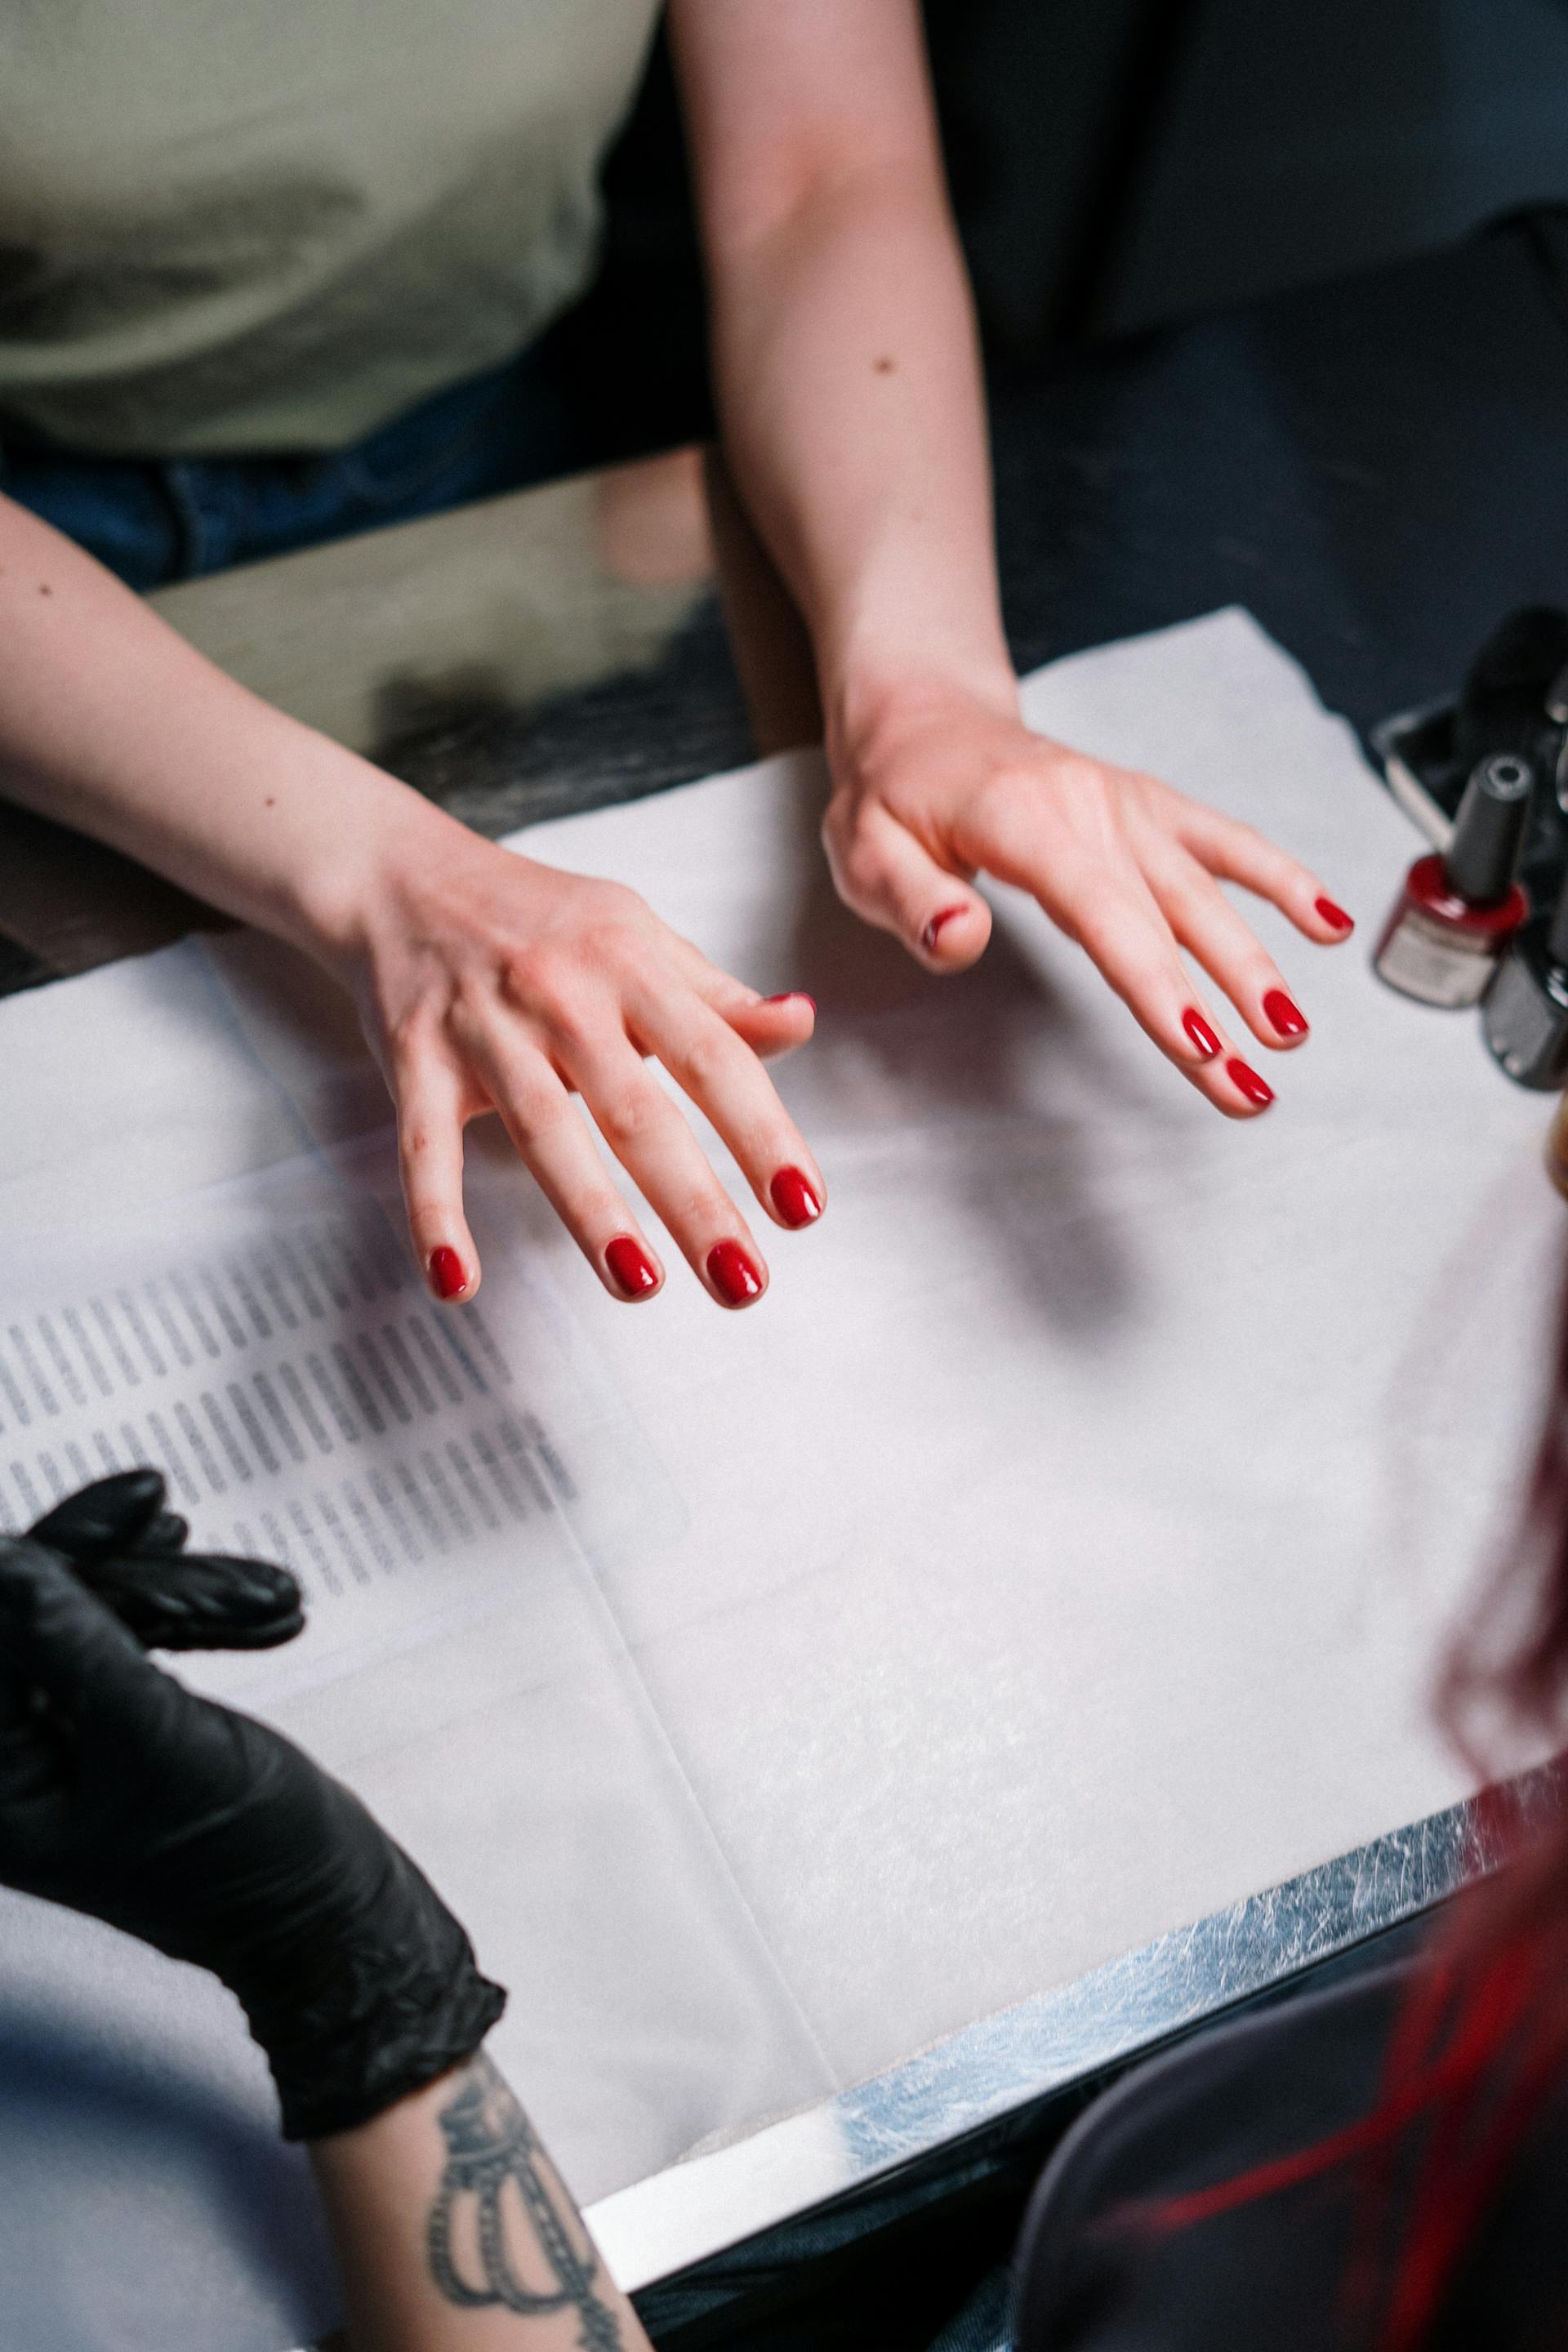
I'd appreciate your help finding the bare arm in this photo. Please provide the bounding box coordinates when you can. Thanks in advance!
[313,2051,652,2352]
[672,0,1354,1113]
[0,495,821,1307]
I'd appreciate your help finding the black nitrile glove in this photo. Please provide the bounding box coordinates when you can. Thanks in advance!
[0,1528,506,2141]
[24,1468,304,1651]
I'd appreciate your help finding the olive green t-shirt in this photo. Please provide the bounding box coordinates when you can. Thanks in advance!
[0,0,662,457]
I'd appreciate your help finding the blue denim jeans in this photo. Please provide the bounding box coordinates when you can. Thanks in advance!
[0,342,582,591]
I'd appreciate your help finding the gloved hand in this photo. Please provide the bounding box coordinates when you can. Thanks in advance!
[24,1467,303,1650]
[0,1503,506,2141]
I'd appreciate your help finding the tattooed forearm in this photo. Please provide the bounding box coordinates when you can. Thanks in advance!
[425,2054,622,2350]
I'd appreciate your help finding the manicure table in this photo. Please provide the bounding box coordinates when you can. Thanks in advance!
[2,216,1568,2352]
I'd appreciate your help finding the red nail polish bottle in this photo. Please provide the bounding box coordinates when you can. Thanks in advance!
[1374,752,1532,1007]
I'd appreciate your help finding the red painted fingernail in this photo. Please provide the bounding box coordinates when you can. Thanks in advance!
[763,991,817,1013]
[1227,1057,1275,1108]
[429,1246,467,1300]
[606,1237,659,1298]
[1263,988,1308,1040]
[707,1240,764,1307]
[770,1166,822,1228]
[1183,1009,1222,1060]
[1315,896,1354,933]
[923,906,968,953]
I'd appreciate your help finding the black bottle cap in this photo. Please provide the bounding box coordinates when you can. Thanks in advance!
[1441,751,1534,905]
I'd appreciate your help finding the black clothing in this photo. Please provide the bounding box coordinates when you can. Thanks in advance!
[1015,1960,1568,2350]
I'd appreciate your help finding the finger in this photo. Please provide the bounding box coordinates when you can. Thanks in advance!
[127,1511,190,1560]
[1055,860,1279,1120]
[1172,802,1356,943]
[86,1552,305,1654]
[566,1036,770,1307]
[466,1030,667,1304]
[1142,840,1313,1052]
[627,987,826,1232]
[822,797,991,971]
[718,990,817,1062]
[659,940,817,1060]
[394,1047,482,1307]
[29,1469,167,1563]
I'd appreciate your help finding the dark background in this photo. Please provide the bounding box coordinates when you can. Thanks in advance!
[555,0,1568,457]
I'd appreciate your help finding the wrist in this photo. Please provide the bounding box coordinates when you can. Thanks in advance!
[826,649,1020,783]
[270,747,470,982]
[216,1801,506,2145]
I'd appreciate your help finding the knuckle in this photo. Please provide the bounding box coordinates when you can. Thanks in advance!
[506,1091,569,1153]
[540,998,607,1067]
[1051,755,1113,802]
[821,788,877,868]
[385,1002,437,1064]
[677,1025,741,1097]
[399,1116,442,1165]
[578,919,639,977]
[496,947,558,1012]
[839,830,892,902]
[584,875,643,924]
[594,1086,662,1153]
[969,768,1027,831]
[577,882,653,961]
[671,1181,725,1231]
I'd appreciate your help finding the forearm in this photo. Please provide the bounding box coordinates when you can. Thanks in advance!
[671,0,1018,761]
[310,2051,652,2352]
[706,172,1015,754]
[0,492,451,970]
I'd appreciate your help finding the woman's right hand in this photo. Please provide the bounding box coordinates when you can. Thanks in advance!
[0,494,822,1310]
[337,815,825,1310]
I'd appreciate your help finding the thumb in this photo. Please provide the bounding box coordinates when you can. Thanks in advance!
[823,798,992,972]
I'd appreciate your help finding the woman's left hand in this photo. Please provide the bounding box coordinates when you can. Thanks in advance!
[822,679,1355,1115]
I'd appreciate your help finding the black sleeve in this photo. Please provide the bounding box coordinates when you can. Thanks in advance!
[1011,1963,1410,2352]
[1011,1953,1568,2352]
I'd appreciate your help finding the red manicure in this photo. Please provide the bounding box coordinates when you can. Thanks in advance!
[763,991,817,1013]
[1315,896,1354,933]
[1183,1009,1222,1060]
[1226,1057,1275,1108]
[429,1246,467,1300]
[770,1167,822,1228]
[1263,988,1308,1040]
[923,906,967,953]
[707,1240,764,1307]
[606,1237,659,1298]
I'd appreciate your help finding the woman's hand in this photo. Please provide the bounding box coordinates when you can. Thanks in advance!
[823,678,1355,1114]
[0,493,825,1315]
[675,0,1352,1111]
[341,818,824,1308]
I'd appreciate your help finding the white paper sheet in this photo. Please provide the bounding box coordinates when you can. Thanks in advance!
[0,611,1561,2352]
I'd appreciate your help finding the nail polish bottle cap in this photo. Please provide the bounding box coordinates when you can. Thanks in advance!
[1547,861,1568,970]
[1442,752,1534,906]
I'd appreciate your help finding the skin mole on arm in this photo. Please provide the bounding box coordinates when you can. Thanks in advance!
[874,355,895,373]
[38,582,51,595]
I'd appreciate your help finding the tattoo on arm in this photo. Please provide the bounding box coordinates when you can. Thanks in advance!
[426,2053,622,2350]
